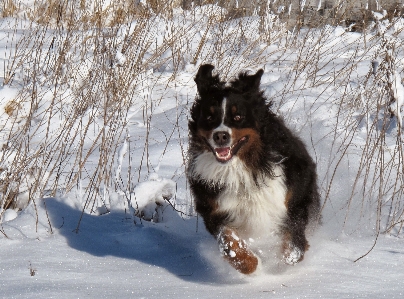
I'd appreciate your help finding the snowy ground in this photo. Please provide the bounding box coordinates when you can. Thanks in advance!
[1,3,404,298]
[1,198,403,298]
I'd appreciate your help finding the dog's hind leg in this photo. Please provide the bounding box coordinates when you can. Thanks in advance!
[281,199,311,265]
[281,229,308,265]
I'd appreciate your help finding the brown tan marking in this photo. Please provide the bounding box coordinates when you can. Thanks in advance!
[218,227,258,274]
[196,128,213,151]
[284,190,293,207]
[193,129,212,151]
[197,128,213,140]
[231,128,263,166]
[231,105,237,114]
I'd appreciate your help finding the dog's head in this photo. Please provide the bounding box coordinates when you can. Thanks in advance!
[190,64,267,164]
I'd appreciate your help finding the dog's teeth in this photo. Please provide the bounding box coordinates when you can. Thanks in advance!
[215,147,231,157]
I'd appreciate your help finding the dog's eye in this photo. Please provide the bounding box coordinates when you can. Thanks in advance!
[206,115,213,121]
[234,115,244,122]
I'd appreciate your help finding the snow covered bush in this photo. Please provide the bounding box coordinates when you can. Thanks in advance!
[132,173,176,222]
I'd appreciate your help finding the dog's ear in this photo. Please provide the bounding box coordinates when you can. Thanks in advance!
[250,69,264,89]
[194,64,222,96]
[232,69,264,93]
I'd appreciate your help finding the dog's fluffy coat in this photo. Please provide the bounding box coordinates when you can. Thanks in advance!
[187,64,320,274]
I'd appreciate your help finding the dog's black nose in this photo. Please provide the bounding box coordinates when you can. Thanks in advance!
[213,131,230,146]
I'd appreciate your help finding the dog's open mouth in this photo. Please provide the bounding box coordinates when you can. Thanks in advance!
[214,136,248,163]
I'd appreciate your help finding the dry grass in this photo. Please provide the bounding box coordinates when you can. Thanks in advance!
[1,0,404,238]
[0,1,288,222]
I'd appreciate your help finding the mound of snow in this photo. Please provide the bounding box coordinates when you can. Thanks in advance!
[1,209,18,222]
[132,174,176,222]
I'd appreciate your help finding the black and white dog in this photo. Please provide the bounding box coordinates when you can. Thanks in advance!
[187,64,320,274]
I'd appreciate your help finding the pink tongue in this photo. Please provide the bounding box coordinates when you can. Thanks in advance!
[215,147,230,157]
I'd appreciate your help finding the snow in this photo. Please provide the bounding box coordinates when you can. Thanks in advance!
[282,245,302,265]
[334,26,345,37]
[317,0,322,12]
[1,201,403,298]
[132,174,176,222]
[389,71,404,127]
[115,138,128,181]
[115,50,126,67]
[1,208,17,222]
[1,3,404,298]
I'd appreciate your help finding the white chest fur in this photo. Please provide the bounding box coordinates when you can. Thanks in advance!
[190,152,288,239]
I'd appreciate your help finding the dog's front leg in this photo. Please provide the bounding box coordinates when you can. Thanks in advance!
[217,227,259,274]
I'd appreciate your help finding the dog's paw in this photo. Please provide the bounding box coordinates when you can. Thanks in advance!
[282,243,304,265]
[218,227,259,274]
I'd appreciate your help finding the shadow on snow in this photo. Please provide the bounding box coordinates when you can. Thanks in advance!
[44,198,242,284]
